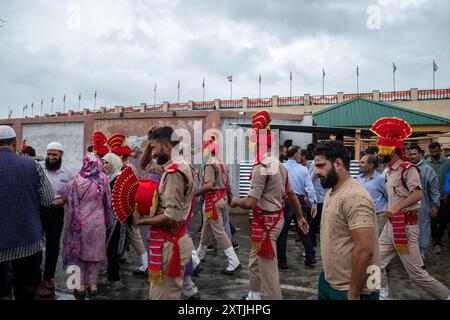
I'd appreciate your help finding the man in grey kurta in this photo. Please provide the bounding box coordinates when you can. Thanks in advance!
[407,144,440,263]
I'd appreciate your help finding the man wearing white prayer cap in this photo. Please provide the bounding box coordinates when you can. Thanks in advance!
[0,125,17,142]
[35,141,73,297]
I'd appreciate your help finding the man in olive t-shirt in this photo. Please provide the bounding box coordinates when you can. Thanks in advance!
[314,141,379,300]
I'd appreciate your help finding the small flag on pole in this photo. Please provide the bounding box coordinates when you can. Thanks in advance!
[356,66,359,77]
[393,62,397,73]
[323,68,326,78]
[259,73,261,84]
[178,80,180,89]
[79,92,81,101]
[227,75,233,82]
[433,60,438,72]
[63,95,66,102]
[94,90,97,99]
[202,77,205,88]
[154,83,157,92]
[290,71,293,81]
[51,97,54,103]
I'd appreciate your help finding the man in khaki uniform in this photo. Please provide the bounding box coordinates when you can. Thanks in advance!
[231,111,308,300]
[194,134,241,275]
[371,117,450,300]
[314,141,379,300]
[134,126,195,300]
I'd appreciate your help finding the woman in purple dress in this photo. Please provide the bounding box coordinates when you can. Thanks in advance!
[62,153,112,299]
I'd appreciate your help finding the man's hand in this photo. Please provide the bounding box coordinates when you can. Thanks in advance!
[311,208,318,219]
[298,217,309,234]
[52,198,65,207]
[444,194,449,205]
[133,204,142,225]
[347,291,360,300]
[383,207,398,219]
[305,197,312,209]
[430,206,439,219]
[230,197,240,208]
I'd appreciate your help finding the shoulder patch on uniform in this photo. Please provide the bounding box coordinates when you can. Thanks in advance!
[166,163,178,174]
[400,162,414,169]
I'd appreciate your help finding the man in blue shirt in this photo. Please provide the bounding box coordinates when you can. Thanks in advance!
[308,159,328,248]
[356,154,388,235]
[276,146,317,269]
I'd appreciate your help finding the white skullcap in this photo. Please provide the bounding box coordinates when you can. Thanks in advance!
[47,142,64,152]
[0,126,16,140]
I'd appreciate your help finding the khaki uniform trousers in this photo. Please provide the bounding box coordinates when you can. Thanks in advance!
[127,219,147,256]
[249,215,284,300]
[379,221,450,300]
[149,234,195,300]
[200,198,232,250]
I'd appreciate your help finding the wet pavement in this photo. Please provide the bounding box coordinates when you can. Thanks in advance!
[39,212,450,300]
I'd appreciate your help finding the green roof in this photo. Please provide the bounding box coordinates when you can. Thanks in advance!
[313,98,450,127]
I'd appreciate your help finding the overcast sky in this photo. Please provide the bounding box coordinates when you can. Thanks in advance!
[1,0,449,118]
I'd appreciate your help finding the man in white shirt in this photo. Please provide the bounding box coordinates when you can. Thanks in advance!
[35,142,73,297]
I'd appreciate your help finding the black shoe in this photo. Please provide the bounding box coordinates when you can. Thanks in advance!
[133,269,148,277]
[193,263,203,276]
[232,241,240,250]
[87,287,98,297]
[188,292,201,300]
[278,262,288,270]
[304,259,317,267]
[221,264,242,275]
[206,244,216,252]
[73,290,86,300]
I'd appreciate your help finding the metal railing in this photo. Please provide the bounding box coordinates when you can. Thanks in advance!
[145,105,163,112]
[418,89,450,100]
[310,95,338,104]
[220,99,243,109]
[247,98,272,108]
[278,96,305,106]
[168,103,189,112]
[379,91,411,102]
[192,101,215,110]
[343,93,373,101]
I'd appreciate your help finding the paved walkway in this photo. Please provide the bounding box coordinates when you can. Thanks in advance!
[42,212,450,300]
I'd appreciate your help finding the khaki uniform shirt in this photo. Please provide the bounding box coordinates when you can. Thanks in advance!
[157,157,194,222]
[386,160,422,211]
[202,160,229,212]
[203,161,228,190]
[321,177,379,293]
[247,155,292,212]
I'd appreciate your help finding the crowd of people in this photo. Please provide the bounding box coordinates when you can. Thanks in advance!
[1,112,450,301]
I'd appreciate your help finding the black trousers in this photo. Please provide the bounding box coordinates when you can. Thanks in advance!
[431,199,450,246]
[276,195,315,264]
[107,222,121,281]
[310,203,323,248]
[37,206,65,281]
[0,252,41,300]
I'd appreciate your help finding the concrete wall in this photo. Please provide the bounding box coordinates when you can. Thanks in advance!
[22,122,84,173]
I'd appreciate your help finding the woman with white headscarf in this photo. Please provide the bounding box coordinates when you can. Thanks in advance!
[99,153,128,287]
